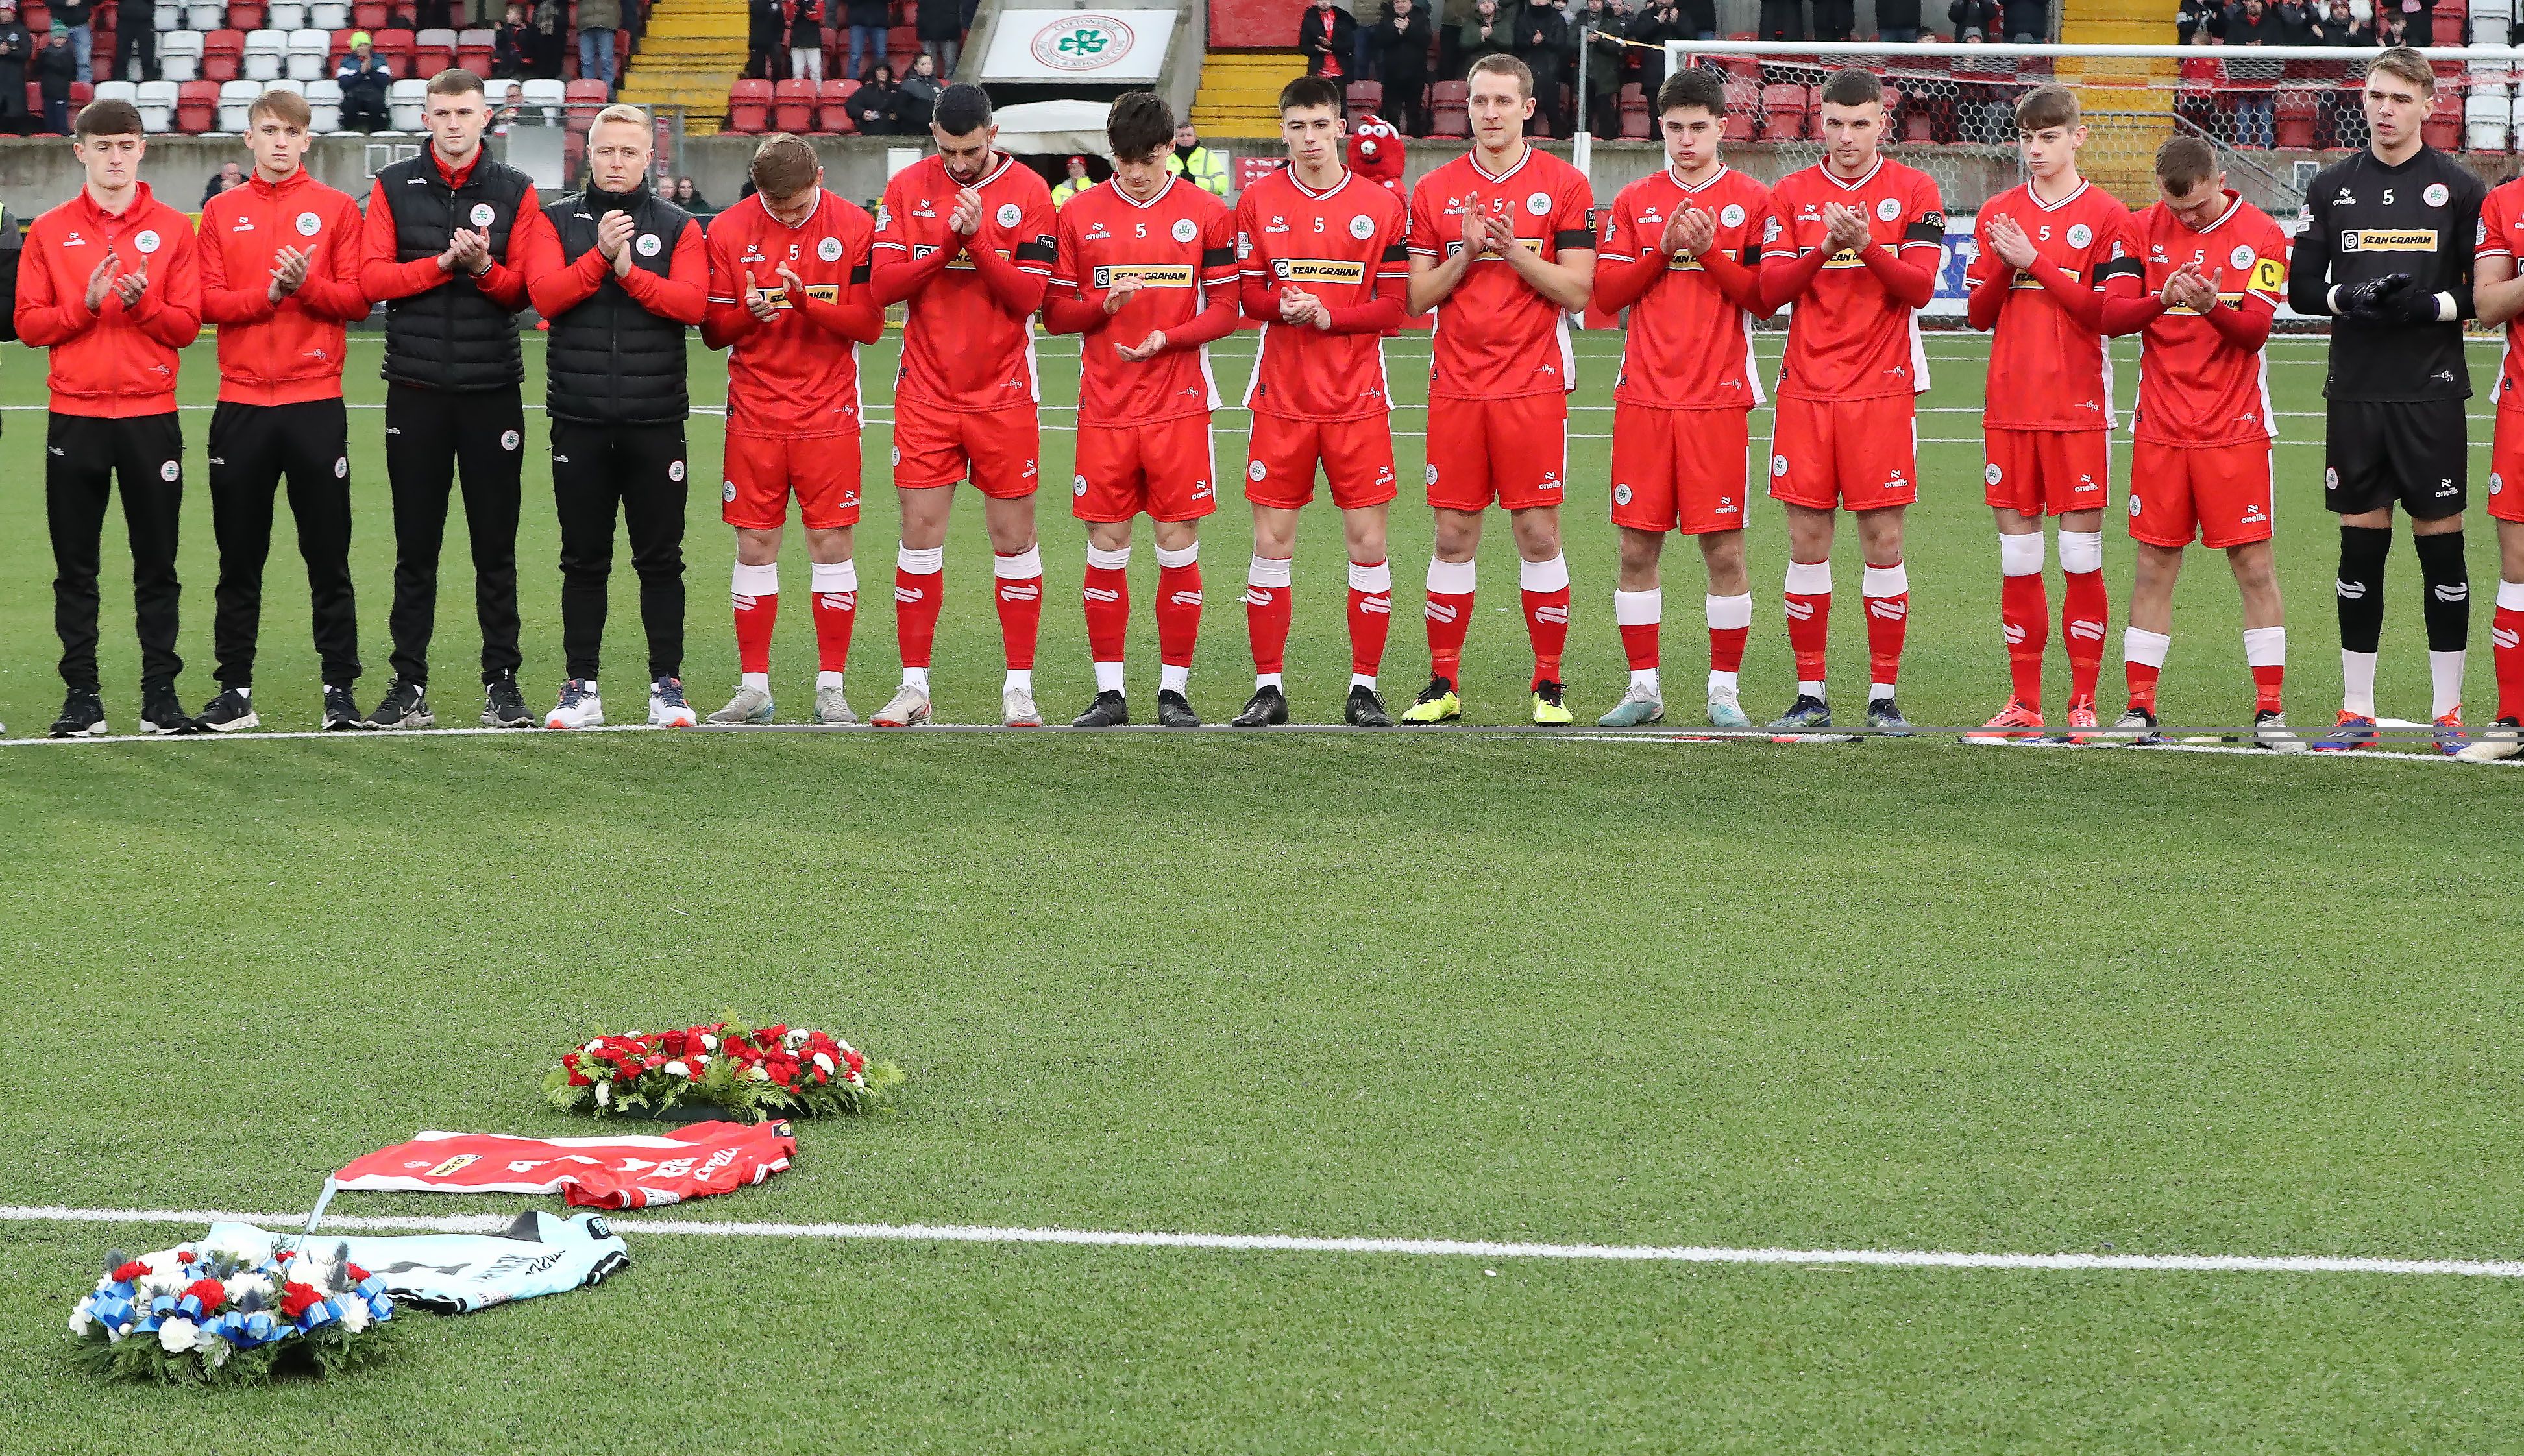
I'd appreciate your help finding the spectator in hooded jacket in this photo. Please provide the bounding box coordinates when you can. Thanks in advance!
[1460,0,1513,66]
[36,27,76,132]
[846,60,901,132]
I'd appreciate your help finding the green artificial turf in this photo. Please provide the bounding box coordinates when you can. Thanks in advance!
[1,330,2519,1450]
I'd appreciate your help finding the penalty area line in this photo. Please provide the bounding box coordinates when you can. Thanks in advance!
[2,1205,2519,1279]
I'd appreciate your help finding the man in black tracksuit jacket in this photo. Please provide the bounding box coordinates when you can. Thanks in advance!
[356,67,561,728]
[517,104,707,730]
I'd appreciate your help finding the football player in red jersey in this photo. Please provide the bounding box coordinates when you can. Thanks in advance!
[1758,67,1944,736]
[2460,163,2524,757]
[868,82,1059,727]
[698,135,883,727]
[1043,92,1242,727]
[1401,53,1596,726]
[1962,86,2142,744]
[1229,74,1412,728]
[2107,137,2298,749]
[1588,67,1774,729]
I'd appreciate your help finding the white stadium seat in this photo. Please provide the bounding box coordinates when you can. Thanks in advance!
[154,4,186,30]
[287,28,330,79]
[520,76,564,122]
[186,1,225,30]
[306,76,341,130]
[136,80,178,132]
[388,76,426,131]
[92,79,138,103]
[244,29,286,80]
[310,1,349,26]
[2469,93,2512,151]
[2508,91,2524,144]
[267,1,308,26]
[157,29,204,80]
[218,77,263,130]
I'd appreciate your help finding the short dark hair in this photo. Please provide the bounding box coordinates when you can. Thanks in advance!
[2014,82,2079,132]
[2153,134,2218,193]
[1277,74,1342,115]
[750,133,819,199]
[426,66,485,97]
[74,98,142,137]
[934,82,992,138]
[1107,90,1174,162]
[1656,66,1726,119]
[1817,67,1882,110]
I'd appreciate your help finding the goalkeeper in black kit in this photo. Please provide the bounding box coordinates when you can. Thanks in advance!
[2288,47,2486,754]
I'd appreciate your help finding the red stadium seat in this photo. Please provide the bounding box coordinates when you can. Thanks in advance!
[817,77,856,132]
[177,79,219,132]
[413,27,456,75]
[371,28,413,73]
[2425,89,2462,149]
[228,2,265,29]
[772,77,813,132]
[1345,79,1382,117]
[353,0,387,28]
[2275,88,2318,149]
[202,30,245,83]
[70,79,91,104]
[729,77,770,132]
[1430,78,1467,136]
[456,28,495,75]
[1759,82,1806,140]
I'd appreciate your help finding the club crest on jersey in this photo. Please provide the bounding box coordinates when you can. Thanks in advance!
[2229,244,2255,270]
[471,203,498,227]
[997,202,1023,228]
[1526,191,1550,216]
[134,229,161,254]
[1173,218,1199,243]
[296,210,323,236]
[1720,203,1745,228]
[1876,197,1901,223]
[1349,214,1375,239]
[2426,182,2450,208]
[636,233,662,257]
[2066,223,2092,248]
[2325,467,2340,489]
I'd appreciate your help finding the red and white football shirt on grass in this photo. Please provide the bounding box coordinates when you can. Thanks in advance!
[331,1122,798,1209]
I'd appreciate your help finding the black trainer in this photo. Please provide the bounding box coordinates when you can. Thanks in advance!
[195,686,259,733]
[322,684,367,731]
[49,688,107,738]
[1767,694,1831,731]
[366,678,433,729]
[482,673,534,728]
[2113,704,2166,747]
[139,683,195,736]
[1071,690,1129,727]
[1156,689,1201,727]
[1345,683,1393,727]
[1230,683,1288,727]
[1865,697,1914,738]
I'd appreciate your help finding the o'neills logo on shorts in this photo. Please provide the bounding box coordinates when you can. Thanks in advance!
[1273,258,1367,284]
[2340,229,2437,252]
[1093,263,1194,289]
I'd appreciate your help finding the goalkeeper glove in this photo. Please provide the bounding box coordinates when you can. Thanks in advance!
[2337,272,2414,321]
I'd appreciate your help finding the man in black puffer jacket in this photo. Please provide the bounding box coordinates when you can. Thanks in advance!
[356,68,558,729]
[515,103,706,731]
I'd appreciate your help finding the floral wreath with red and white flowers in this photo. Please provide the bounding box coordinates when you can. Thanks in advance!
[545,1020,903,1122]
[66,1238,398,1385]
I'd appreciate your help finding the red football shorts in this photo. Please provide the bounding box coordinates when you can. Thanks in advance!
[1610,404,1751,535]
[891,400,1041,498]
[1425,394,1570,512]
[1243,412,1399,511]
[1983,428,2111,517]
[2491,407,2524,524]
[1766,394,1918,511]
[1073,415,1219,524]
[722,429,862,531]
[2127,439,2275,548]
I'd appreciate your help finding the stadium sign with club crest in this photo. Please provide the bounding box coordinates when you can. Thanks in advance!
[981,9,1175,83]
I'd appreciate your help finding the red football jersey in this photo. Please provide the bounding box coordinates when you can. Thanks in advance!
[1406,146,1597,400]
[705,188,876,437]
[2129,191,2288,446]
[1767,157,1946,401]
[2478,176,2524,413]
[1235,167,1410,422]
[331,1122,798,1210]
[1049,176,1240,424]
[1597,164,1774,409]
[874,151,1058,410]
[1968,179,2137,430]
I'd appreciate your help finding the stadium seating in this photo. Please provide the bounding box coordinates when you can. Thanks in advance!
[388,75,425,129]
[1345,79,1382,119]
[728,76,770,132]
[310,1,348,26]
[817,77,856,133]
[176,77,217,130]
[2425,88,2463,149]
[412,27,456,75]
[203,28,243,81]
[521,75,566,123]
[267,1,305,27]
[185,0,223,29]
[2275,88,2318,149]
[1619,82,1648,140]
[243,29,286,82]
[288,28,330,80]
[1759,82,1805,140]
[230,2,266,29]
[136,79,177,130]
[158,28,203,81]
[2468,90,2510,150]
[306,75,341,129]
[369,27,413,74]
[352,1,386,29]
[457,27,495,74]
[772,77,813,132]
[1429,79,1467,138]
[219,76,263,129]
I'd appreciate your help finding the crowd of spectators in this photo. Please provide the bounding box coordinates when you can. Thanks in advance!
[2178,0,2451,47]
[746,0,969,95]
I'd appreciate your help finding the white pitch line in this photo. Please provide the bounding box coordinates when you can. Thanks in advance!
[2,1204,2516,1279]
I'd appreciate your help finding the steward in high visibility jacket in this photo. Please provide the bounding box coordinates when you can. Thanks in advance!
[1166,123,1229,197]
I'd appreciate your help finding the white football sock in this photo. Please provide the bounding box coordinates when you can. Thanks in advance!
[2342,649,2378,718]
[903,666,931,693]
[1160,664,1190,694]
[740,672,770,692]
[1005,668,1033,694]
[2430,649,2468,719]
[817,670,844,691]
[1096,661,1126,693]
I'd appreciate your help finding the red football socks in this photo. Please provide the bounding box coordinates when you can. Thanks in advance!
[1347,559,1392,679]
[993,547,1043,672]
[809,560,855,673]
[731,561,778,677]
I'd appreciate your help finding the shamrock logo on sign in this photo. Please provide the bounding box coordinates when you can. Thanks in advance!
[1031,14,1135,71]
[1059,25,1109,56]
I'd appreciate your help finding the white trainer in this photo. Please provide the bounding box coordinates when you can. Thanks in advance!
[870,682,931,727]
[815,685,859,725]
[648,677,699,728]
[545,679,604,729]
[1003,685,1042,727]
[707,685,775,725]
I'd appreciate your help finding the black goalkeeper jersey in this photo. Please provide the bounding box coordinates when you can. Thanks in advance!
[2287,145,2486,402]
